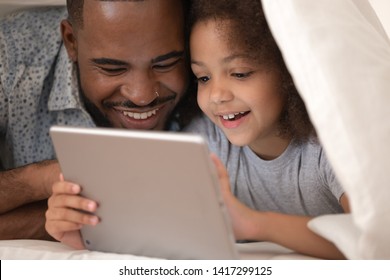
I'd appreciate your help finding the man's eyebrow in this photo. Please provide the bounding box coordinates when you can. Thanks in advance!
[91,58,127,66]
[151,51,184,64]
[91,51,185,66]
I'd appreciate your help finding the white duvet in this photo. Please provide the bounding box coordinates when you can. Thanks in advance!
[1,0,389,260]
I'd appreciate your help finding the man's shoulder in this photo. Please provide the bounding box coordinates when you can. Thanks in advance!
[0,6,67,49]
[1,6,67,28]
[0,7,67,76]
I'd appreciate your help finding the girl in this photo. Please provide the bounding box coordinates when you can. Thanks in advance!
[185,0,349,259]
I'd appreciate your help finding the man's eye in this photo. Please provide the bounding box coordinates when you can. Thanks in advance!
[196,76,210,84]
[153,59,181,72]
[100,67,126,75]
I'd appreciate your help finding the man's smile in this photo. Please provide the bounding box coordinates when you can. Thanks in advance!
[120,108,159,120]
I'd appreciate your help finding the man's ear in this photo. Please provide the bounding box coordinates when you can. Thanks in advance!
[61,19,78,62]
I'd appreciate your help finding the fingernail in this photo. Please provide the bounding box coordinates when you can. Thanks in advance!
[87,202,95,211]
[90,216,99,225]
[71,184,80,193]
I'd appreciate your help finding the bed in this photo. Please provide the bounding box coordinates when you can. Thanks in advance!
[0,239,320,260]
[1,0,389,260]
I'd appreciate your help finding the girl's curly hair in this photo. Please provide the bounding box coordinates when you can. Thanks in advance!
[189,0,315,142]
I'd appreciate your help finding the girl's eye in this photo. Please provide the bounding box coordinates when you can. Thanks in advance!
[232,72,254,79]
[196,76,210,84]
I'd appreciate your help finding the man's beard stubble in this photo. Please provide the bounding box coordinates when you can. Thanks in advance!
[76,65,114,127]
[76,64,179,129]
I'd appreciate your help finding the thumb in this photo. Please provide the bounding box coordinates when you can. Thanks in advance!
[210,153,231,194]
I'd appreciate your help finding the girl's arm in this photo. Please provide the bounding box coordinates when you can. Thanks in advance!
[211,154,348,260]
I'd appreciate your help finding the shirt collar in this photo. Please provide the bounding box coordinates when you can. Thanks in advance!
[48,44,83,112]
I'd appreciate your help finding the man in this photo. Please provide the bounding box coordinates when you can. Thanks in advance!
[0,0,196,240]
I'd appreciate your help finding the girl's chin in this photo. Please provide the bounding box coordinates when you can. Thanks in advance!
[224,134,251,147]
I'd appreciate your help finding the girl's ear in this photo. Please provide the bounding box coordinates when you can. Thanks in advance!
[61,19,78,62]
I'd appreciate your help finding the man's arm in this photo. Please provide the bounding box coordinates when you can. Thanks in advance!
[0,200,54,240]
[0,160,60,213]
[0,160,61,240]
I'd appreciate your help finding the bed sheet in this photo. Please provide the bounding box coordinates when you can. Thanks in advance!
[0,240,318,260]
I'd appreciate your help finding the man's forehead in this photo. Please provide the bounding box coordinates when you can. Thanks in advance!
[76,0,185,58]
[83,0,183,23]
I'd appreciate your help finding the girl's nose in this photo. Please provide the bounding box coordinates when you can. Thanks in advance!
[209,83,233,104]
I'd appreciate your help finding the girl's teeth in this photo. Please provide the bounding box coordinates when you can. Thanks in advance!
[223,114,236,120]
[222,112,246,120]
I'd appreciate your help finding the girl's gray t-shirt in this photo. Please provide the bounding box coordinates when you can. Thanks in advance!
[184,115,344,216]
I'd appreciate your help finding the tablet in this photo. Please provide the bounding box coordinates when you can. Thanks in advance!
[50,126,238,259]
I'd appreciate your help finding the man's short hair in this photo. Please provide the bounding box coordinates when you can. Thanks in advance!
[66,0,84,27]
[66,0,189,29]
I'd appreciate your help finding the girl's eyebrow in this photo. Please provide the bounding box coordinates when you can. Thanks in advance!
[191,54,252,66]
[190,59,204,66]
[222,53,252,64]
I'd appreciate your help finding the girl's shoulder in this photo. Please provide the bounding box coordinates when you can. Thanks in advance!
[183,114,223,139]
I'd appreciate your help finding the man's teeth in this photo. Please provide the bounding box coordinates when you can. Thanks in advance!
[222,112,246,120]
[122,109,158,120]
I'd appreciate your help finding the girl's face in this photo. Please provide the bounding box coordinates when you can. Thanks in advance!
[190,20,289,159]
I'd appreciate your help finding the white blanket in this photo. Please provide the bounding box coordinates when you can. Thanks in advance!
[0,240,318,260]
[263,0,390,259]
[1,0,390,260]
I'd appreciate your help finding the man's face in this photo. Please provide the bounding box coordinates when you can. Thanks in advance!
[65,0,188,130]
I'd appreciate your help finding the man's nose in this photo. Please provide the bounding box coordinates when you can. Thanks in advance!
[120,73,158,106]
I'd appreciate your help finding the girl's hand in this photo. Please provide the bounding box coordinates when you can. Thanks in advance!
[210,154,262,241]
[45,174,99,249]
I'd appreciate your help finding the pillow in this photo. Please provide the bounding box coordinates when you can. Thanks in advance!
[308,214,360,259]
[262,0,390,259]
